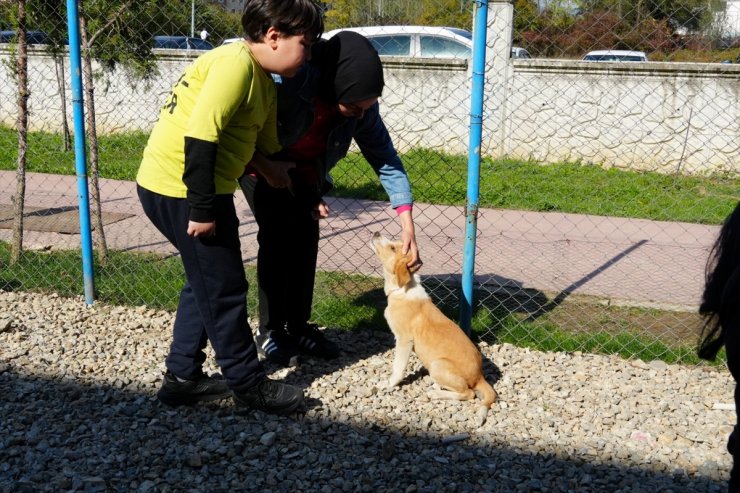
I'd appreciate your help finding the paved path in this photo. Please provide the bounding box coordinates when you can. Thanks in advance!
[0,171,717,309]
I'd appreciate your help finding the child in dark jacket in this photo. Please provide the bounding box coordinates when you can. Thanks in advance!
[240,32,421,366]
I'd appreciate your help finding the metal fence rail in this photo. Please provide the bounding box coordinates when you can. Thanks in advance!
[0,0,738,363]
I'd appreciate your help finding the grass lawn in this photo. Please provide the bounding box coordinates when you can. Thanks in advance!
[0,126,736,224]
[0,243,718,365]
[0,126,736,365]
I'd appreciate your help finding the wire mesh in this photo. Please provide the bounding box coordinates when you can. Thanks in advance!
[0,0,738,363]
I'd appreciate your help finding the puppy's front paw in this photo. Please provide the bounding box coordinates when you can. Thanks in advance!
[385,378,400,390]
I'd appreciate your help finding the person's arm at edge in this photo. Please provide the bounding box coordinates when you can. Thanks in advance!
[353,104,421,267]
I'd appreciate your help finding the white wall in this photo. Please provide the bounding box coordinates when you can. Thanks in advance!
[1,36,738,176]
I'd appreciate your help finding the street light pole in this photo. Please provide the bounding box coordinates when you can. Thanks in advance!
[190,0,195,37]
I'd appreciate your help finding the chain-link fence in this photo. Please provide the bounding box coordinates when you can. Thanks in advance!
[0,0,738,363]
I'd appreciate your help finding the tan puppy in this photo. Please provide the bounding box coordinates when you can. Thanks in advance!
[370,232,497,425]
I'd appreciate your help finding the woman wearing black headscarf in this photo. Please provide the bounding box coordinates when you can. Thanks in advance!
[240,31,421,366]
[699,202,740,492]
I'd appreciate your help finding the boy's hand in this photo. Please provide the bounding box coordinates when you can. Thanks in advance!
[311,200,330,220]
[187,220,216,238]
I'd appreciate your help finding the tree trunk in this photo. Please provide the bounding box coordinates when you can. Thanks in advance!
[54,55,72,152]
[78,13,109,265]
[11,0,28,265]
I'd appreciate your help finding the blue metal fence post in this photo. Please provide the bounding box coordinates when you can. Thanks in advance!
[460,0,489,334]
[66,0,95,304]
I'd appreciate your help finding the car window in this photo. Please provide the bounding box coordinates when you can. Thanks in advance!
[584,54,645,61]
[445,28,473,40]
[366,35,411,56]
[27,32,48,45]
[153,37,182,49]
[420,36,470,58]
[153,36,212,51]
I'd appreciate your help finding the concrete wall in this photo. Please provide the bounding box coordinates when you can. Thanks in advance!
[1,20,738,175]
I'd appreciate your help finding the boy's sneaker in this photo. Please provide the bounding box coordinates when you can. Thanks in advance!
[289,323,340,360]
[255,330,300,367]
[156,370,231,406]
[232,378,305,415]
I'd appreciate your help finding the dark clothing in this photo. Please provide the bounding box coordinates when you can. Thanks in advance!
[138,186,264,392]
[312,31,385,104]
[240,174,319,333]
[267,63,412,207]
[699,203,740,492]
[726,316,740,492]
[238,32,411,336]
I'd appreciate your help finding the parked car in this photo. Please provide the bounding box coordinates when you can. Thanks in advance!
[0,30,49,45]
[510,46,531,59]
[152,35,213,51]
[323,25,471,58]
[582,50,648,62]
[323,26,531,61]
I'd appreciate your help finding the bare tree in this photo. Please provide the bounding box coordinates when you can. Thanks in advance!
[30,1,73,152]
[53,55,71,151]
[11,0,28,265]
[78,11,110,265]
[74,0,155,266]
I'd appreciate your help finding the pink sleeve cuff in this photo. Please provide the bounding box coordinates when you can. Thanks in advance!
[395,204,413,215]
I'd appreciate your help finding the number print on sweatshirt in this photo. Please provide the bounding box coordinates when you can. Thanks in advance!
[162,74,189,114]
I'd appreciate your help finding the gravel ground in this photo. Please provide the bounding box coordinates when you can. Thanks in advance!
[0,290,735,493]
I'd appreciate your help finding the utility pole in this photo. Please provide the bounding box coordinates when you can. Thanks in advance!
[191,0,195,37]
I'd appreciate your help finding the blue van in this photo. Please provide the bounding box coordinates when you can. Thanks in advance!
[153,36,213,51]
[0,31,49,45]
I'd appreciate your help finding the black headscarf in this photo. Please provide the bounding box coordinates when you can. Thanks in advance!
[311,31,384,104]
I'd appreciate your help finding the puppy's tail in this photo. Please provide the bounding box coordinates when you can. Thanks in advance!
[474,378,497,426]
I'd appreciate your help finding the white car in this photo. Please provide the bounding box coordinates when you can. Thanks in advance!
[323,25,472,58]
[323,25,530,60]
[582,50,648,62]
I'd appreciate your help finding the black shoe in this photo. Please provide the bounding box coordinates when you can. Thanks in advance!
[232,378,304,415]
[157,370,231,406]
[288,323,340,360]
[255,330,300,367]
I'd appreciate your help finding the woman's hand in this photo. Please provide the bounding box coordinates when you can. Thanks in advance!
[249,154,295,190]
[260,160,296,190]
[398,209,421,270]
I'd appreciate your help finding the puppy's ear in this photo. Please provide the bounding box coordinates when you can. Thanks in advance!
[394,256,412,287]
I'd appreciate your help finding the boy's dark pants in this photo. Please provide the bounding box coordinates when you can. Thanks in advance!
[239,174,319,334]
[138,186,264,392]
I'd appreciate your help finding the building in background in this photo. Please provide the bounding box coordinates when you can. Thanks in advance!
[722,0,740,36]
[212,0,246,14]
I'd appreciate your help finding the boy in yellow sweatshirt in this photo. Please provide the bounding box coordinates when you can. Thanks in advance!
[137,0,323,414]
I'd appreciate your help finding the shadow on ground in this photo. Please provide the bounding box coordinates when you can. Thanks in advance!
[0,369,724,492]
